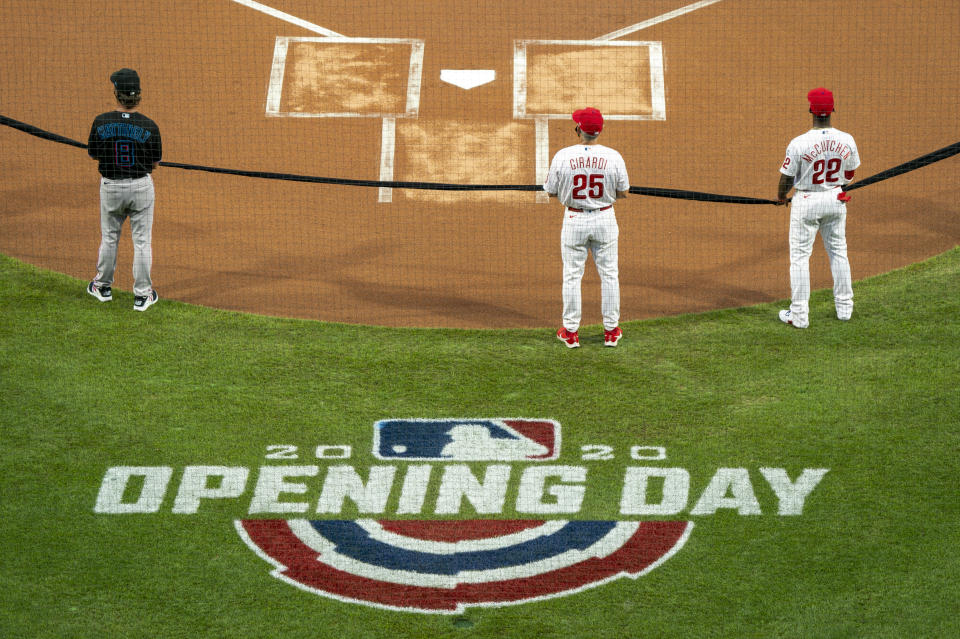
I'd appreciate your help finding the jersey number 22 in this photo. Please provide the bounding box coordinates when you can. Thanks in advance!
[812,158,841,185]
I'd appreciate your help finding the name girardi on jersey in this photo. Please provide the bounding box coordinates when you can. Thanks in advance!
[568,155,608,170]
[93,418,829,614]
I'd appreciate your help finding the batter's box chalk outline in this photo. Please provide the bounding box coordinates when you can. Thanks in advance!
[266,36,425,118]
[513,40,666,121]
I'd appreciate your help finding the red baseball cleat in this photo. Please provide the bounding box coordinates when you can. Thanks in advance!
[556,327,580,348]
[603,326,623,347]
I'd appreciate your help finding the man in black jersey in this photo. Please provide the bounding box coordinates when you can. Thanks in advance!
[87,68,162,311]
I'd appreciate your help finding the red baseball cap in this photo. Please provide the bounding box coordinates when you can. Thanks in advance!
[807,88,834,116]
[572,107,603,134]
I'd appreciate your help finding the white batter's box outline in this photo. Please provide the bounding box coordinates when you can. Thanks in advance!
[265,36,425,118]
[513,40,666,121]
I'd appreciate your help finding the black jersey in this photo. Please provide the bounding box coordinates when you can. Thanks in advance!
[87,111,162,179]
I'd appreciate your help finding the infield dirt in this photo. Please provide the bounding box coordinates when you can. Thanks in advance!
[1,0,957,327]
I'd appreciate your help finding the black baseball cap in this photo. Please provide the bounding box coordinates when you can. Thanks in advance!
[110,68,141,95]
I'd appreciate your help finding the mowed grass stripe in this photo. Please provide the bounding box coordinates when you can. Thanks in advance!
[0,249,957,638]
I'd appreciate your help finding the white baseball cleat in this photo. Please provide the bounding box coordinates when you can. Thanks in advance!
[133,290,158,312]
[87,281,112,302]
[778,309,808,329]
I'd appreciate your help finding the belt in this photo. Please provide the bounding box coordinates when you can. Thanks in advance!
[567,205,612,213]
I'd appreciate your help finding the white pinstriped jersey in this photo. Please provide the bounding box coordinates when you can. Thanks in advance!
[780,128,860,191]
[544,144,629,209]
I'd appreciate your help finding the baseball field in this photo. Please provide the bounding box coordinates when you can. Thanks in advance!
[1,1,959,637]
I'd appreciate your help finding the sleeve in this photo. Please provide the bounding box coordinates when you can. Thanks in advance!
[779,141,800,177]
[846,136,861,171]
[543,154,559,194]
[616,155,629,192]
[87,120,99,160]
[150,126,163,164]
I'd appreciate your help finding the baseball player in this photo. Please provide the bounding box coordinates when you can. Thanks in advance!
[86,68,162,311]
[544,108,630,347]
[776,88,860,328]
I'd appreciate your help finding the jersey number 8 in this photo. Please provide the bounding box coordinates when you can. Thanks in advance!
[114,140,135,168]
[572,174,604,199]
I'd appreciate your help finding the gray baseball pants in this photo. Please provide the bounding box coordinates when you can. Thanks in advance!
[93,175,155,297]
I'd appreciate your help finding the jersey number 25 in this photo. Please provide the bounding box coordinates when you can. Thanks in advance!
[572,174,604,199]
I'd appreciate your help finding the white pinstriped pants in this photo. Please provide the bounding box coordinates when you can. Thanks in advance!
[788,188,853,327]
[561,207,620,331]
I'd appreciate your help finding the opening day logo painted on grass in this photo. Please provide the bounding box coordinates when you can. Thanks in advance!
[93,418,830,614]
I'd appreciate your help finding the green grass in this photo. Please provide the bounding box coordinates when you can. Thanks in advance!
[1,249,958,638]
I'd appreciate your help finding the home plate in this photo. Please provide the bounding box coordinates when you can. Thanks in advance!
[440,69,495,89]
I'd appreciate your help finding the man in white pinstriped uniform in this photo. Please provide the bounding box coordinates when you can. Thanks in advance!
[544,108,630,348]
[776,88,861,328]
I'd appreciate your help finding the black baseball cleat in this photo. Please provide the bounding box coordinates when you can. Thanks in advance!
[133,290,158,312]
[87,282,112,302]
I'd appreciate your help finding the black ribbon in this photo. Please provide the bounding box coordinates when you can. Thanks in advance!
[2,114,956,204]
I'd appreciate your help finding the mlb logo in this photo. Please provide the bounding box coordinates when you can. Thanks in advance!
[373,418,560,461]
[237,417,695,614]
